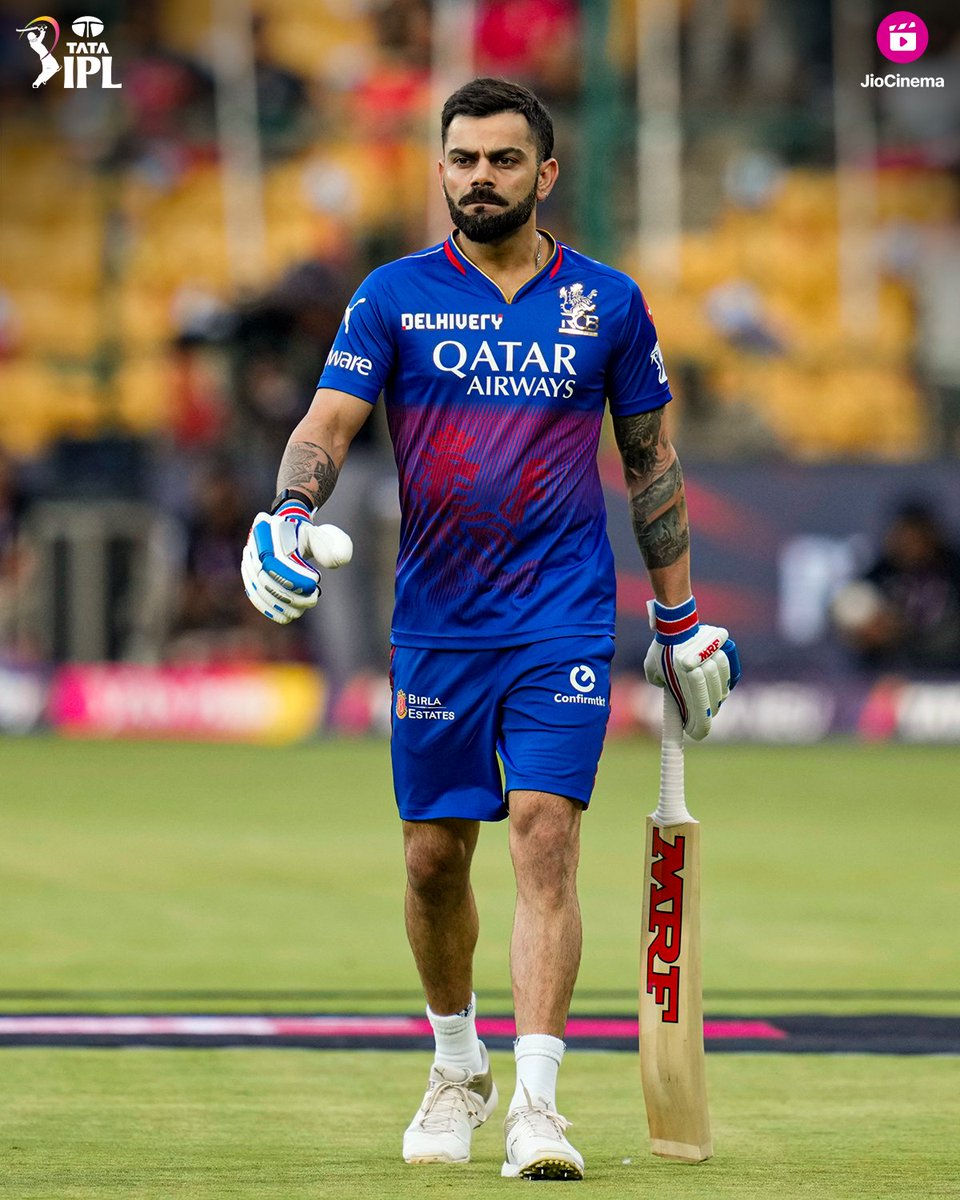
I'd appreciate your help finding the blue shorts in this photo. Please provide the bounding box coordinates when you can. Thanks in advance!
[390,636,615,822]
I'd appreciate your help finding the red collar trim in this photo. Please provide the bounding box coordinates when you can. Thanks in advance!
[444,238,467,274]
[445,230,562,284]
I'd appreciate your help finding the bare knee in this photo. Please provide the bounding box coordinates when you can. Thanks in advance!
[508,792,582,902]
[403,819,477,902]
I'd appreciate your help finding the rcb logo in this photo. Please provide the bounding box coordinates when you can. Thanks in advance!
[395,689,408,719]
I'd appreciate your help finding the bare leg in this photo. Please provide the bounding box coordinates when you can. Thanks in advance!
[508,790,583,1038]
[403,818,480,1014]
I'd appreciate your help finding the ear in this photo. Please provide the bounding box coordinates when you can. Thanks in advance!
[537,158,559,202]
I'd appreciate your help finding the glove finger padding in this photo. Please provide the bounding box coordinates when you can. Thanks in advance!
[241,541,319,623]
[254,515,321,597]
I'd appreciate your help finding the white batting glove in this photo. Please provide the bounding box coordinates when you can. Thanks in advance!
[644,596,741,740]
[241,497,353,624]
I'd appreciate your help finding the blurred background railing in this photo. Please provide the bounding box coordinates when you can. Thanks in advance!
[1,0,958,740]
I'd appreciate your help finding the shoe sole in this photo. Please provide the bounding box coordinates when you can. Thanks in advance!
[405,1152,471,1164]
[501,1155,584,1180]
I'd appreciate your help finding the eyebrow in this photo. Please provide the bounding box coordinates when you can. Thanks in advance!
[446,146,529,158]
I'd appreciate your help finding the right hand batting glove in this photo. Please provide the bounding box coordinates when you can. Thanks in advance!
[241,497,353,624]
[643,596,741,740]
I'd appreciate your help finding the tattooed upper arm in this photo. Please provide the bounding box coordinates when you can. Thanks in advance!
[611,408,670,484]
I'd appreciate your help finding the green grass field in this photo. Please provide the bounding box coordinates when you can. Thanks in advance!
[2,735,959,1197]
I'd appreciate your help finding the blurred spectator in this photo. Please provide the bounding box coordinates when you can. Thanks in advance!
[168,284,233,453]
[705,281,786,354]
[373,0,433,71]
[113,5,216,187]
[350,48,429,144]
[832,500,960,672]
[167,459,291,662]
[231,256,351,487]
[0,290,22,360]
[475,0,580,102]
[0,450,35,661]
[251,13,313,159]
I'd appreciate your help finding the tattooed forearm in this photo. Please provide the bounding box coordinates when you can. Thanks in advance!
[629,459,689,570]
[277,441,339,508]
[613,407,690,571]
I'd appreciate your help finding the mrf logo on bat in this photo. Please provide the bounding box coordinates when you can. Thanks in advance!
[645,828,686,1023]
[15,15,122,90]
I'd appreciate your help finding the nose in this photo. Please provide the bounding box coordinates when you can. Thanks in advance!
[468,157,495,189]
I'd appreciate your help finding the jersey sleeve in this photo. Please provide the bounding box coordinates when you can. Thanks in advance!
[605,281,672,416]
[316,273,395,404]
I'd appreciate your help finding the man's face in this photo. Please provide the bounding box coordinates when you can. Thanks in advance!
[440,112,555,244]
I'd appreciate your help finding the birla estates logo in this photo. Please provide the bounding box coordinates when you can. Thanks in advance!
[16,13,121,89]
[394,687,455,721]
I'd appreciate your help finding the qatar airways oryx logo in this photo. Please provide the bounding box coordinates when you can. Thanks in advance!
[16,14,121,89]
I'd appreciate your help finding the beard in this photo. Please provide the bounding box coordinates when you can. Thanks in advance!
[445,177,539,244]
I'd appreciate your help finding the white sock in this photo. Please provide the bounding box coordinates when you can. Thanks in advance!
[427,993,483,1073]
[510,1033,565,1111]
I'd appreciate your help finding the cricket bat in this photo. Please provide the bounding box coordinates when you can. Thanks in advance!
[638,692,713,1163]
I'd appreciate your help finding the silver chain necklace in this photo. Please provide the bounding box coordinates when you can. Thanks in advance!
[535,232,543,271]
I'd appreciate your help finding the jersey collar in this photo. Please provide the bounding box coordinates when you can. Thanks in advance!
[444,230,563,302]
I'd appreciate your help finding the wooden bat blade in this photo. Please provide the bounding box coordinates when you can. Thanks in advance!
[639,815,713,1163]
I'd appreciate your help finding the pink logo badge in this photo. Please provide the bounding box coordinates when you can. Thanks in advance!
[876,12,928,63]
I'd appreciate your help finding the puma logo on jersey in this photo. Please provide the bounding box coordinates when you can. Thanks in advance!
[343,297,366,334]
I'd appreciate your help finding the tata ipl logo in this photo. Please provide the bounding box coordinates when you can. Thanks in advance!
[16,14,121,89]
[876,11,929,63]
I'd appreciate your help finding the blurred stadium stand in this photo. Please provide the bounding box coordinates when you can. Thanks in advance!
[0,1,958,727]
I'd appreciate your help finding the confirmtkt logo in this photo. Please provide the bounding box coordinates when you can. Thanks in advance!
[569,665,596,694]
[555,665,606,708]
[15,13,121,89]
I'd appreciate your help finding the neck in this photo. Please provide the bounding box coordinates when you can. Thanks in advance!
[454,223,544,276]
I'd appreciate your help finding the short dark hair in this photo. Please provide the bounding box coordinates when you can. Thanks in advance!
[441,77,555,163]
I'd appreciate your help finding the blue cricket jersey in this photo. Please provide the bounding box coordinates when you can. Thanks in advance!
[316,233,672,649]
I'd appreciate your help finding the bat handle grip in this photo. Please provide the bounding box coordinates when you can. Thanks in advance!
[654,692,693,825]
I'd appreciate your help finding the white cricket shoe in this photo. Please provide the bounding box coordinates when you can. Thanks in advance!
[501,1088,584,1180]
[402,1042,498,1164]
